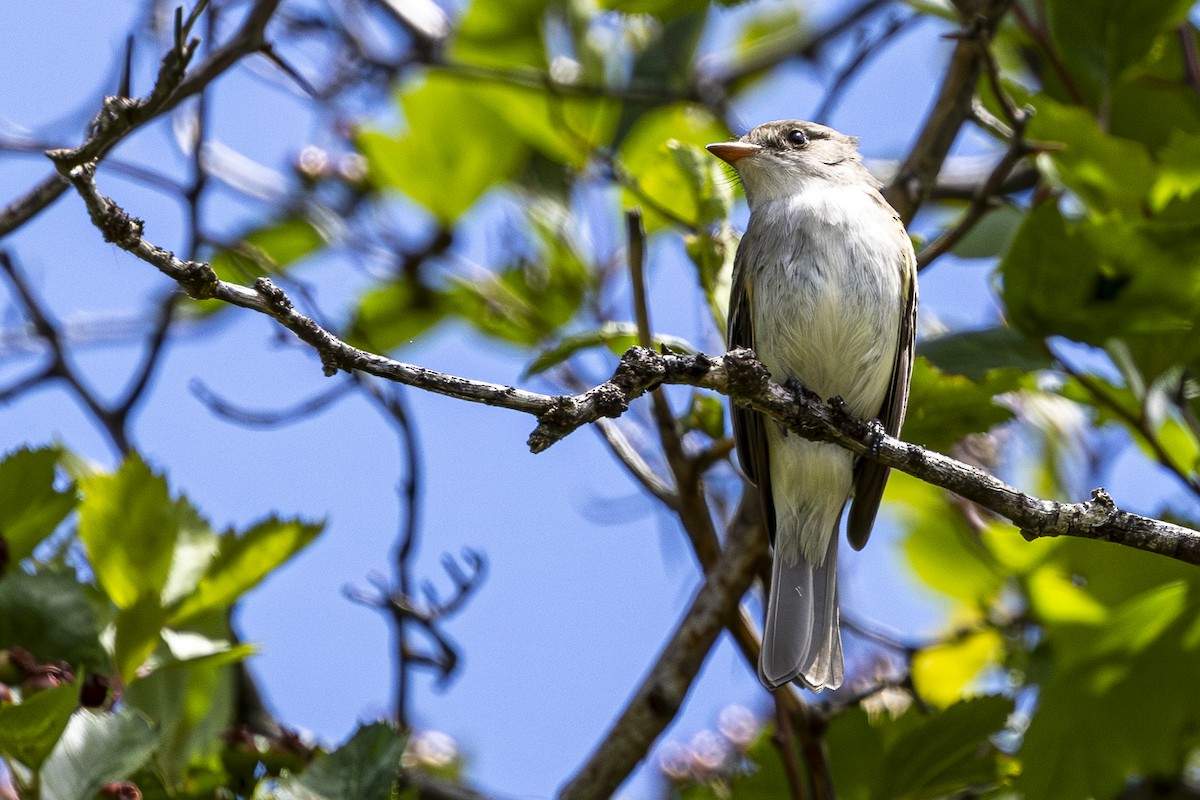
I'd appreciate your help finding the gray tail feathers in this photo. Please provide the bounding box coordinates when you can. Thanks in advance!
[759,531,843,691]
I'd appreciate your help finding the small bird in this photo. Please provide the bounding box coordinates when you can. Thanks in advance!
[707,121,916,691]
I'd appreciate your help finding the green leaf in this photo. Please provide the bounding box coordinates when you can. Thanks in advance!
[681,393,725,439]
[911,629,1003,709]
[0,570,105,670]
[876,696,1013,799]
[949,204,1024,260]
[124,623,251,788]
[684,226,736,330]
[447,198,594,347]
[1018,582,1200,800]
[358,71,530,224]
[598,0,707,21]
[39,709,158,800]
[617,103,730,230]
[902,359,1023,451]
[0,446,76,564]
[113,593,169,682]
[524,321,697,376]
[825,706,885,800]
[450,0,549,69]
[0,680,80,770]
[1150,129,1200,211]
[1000,203,1200,380]
[918,327,1052,382]
[893,471,1004,608]
[1028,96,1154,214]
[209,217,324,284]
[171,517,322,624]
[348,275,448,353]
[272,723,406,800]
[78,455,181,610]
[1045,0,1193,97]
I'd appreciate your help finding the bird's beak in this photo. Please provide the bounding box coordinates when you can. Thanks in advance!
[706,141,762,164]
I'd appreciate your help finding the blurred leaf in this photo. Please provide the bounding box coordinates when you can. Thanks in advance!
[171,517,321,624]
[1028,96,1154,213]
[124,622,250,788]
[893,471,1005,608]
[450,0,548,68]
[470,80,620,169]
[1045,0,1193,97]
[902,359,1022,451]
[918,327,1052,381]
[1026,565,1108,624]
[271,722,406,800]
[40,709,158,800]
[348,276,448,353]
[359,72,529,225]
[681,393,725,439]
[209,217,324,284]
[618,103,730,230]
[1150,129,1200,211]
[911,628,1003,709]
[598,0,707,20]
[113,594,168,682]
[684,226,736,330]
[448,200,594,347]
[0,680,80,770]
[876,696,1012,799]
[949,204,1024,260]
[0,446,76,564]
[1018,582,1200,800]
[736,4,805,59]
[78,455,181,610]
[0,570,105,669]
[524,321,697,376]
[826,706,886,800]
[1000,203,1200,380]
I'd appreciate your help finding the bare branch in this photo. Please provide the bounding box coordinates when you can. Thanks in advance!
[557,504,768,800]
[58,165,1200,566]
[883,0,1017,224]
[0,0,280,239]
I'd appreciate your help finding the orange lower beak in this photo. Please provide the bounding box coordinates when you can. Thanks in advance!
[706,141,762,164]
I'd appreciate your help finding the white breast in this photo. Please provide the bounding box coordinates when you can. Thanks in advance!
[747,185,903,418]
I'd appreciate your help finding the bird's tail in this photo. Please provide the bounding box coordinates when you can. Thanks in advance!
[759,528,843,691]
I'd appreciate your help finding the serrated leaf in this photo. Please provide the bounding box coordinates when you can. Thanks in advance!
[918,327,1052,382]
[876,696,1013,799]
[78,455,181,610]
[39,709,158,800]
[902,359,1022,451]
[0,446,76,564]
[171,517,321,624]
[0,680,80,770]
[358,72,530,225]
[0,570,105,670]
[272,723,406,800]
[618,103,730,230]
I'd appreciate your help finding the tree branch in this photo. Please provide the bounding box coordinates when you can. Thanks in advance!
[883,0,1017,224]
[59,157,1200,564]
[556,502,768,800]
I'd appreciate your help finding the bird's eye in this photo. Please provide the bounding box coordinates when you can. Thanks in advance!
[786,129,808,147]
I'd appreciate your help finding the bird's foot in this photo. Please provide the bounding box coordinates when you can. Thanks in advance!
[864,417,886,458]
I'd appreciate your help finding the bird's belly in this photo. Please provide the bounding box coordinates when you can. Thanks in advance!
[754,259,899,419]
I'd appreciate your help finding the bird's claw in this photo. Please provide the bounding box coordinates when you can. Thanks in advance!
[865,417,886,458]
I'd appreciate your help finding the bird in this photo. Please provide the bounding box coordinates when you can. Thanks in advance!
[706,120,917,691]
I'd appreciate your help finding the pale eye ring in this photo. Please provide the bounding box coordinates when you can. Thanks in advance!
[786,129,808,147]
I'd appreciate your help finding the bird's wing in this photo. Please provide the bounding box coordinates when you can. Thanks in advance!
[728,236,777,542]
[847,218,917,551]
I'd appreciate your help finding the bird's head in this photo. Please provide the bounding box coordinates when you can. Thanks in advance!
[706,120,876,208]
